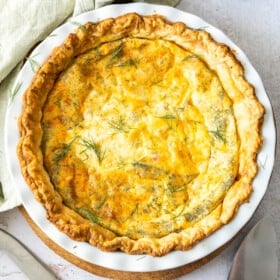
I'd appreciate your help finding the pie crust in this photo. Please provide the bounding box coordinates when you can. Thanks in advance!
[17,13,264,256]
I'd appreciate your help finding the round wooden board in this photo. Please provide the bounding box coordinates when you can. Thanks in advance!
[19,206,232,279]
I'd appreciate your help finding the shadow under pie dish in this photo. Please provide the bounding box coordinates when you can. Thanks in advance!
[17,12,264,257]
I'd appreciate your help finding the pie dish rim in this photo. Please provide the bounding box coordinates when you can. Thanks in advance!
[5,3,275,271]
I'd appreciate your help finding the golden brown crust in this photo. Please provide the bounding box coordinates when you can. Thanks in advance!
[17,13,264,256]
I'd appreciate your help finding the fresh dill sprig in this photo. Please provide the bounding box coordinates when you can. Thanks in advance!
[48,33,57,38]
[176,107,185,112]
[167,184,187,194]
[53,144,71,163]
[133,162,167,179]
[26,54,40,73]
[53,137,78,163]
[156,114,177,120]
[69,21,88,33]
[106,44,124,68]
[115,58,137,68]
[78,208,99,223]
[78,207,124,237]
[80,137,105,163]
[182,54,199,61]
[95,195,107,210]
[194,25,210,31]
[155,114,179,130]
[108,116,129,133]
[209,129,227,144]
[258,155,268,169]
[110,44,123,61]
[132,161,152,170]
[130,204,138,217]
[85,47,105,63]
[9,82,22,104]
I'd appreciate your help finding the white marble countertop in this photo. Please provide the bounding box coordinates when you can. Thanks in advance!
[1,0,279,279]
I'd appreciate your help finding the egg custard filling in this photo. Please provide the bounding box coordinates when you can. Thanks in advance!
[17,14,264,256]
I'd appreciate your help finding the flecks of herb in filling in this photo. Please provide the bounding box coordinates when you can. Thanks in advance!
[114,58,137,68]
[53,136,78,163]
[80,137,105,163]
[108,116,129,133]
[209,129,227,144]
[95,195,107,210]
[78,208,99,223]
[106,43,124,68]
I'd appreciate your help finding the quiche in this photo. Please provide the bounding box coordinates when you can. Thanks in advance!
[17,13,264,256]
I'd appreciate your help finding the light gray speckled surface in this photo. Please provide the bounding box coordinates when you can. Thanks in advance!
[0,1,279,279]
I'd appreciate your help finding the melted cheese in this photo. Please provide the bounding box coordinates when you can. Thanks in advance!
[42,38,238,238]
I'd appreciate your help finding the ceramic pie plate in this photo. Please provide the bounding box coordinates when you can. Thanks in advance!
[5,3,275,272]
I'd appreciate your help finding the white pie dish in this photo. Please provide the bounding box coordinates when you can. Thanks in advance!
[5,3,275,272]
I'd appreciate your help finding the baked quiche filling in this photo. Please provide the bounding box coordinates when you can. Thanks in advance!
[17,14,264,256]
[42,38,238,239]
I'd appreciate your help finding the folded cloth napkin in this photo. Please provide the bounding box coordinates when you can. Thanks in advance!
[0,0,100,212]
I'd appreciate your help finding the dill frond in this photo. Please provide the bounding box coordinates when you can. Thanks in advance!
[115,58,137,68]
[53,136,78,163]
[156,114,177,120]
[106,43,124,68]
[209,129,227,143]
[108,116,129,133]
[26,54,40,73]
[78,208,99,223]
[9,82,22,104]
[80,137,105,163]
